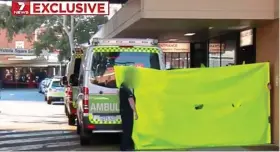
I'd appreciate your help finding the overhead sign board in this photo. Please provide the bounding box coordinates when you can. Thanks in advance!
[159,43,190,52]
[209,43,225,53]
[15,41,24,49]
[0,48,34,56]
[240,29,253,47]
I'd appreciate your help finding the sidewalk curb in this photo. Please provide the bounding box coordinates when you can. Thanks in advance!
[242,145,279,151]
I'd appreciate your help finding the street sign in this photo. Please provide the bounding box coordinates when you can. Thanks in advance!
[0,48,34,56]
[15,41,25,49]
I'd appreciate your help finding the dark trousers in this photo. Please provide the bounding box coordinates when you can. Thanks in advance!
[120,113,134,151]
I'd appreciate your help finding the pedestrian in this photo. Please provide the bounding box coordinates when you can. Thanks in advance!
[119,67,138,151]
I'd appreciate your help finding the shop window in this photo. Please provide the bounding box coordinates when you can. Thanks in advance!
[4,67,14,81]
[209,39,221,67]
[0,67,49,88]
[221,40,236,66]
[164,52,190,69]
[208,32,238,67]
[179,53,188,68]
[171,53,180,68]
[2,67,48,83]
[160,43,190,69]
[165,53,172,69]
[17,67,28,82]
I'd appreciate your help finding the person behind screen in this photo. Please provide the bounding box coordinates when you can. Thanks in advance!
[119,67,138,151]
[267,82,272,90]
[5,69,11,80]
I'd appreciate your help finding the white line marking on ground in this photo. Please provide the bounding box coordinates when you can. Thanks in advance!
[0,134,77,145]
[0,141,79,151]
[0,130,72,139]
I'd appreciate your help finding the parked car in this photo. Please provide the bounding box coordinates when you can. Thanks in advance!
[39,78,50,94]
[45,78,65,105]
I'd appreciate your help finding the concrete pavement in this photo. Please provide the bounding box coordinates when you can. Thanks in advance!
[0,89,120,151]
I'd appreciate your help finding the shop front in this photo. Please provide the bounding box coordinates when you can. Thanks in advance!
[0,49,66,88]
[207,28,255,67]
[158,30,256,69]
[1,67,48,88]
[0,65,65,89]
[207,32,238,67]
[159,43,190,69]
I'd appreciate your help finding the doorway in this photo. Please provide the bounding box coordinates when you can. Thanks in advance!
[190,42,208,68]
[236,29,256,65]
[236,45,256,64]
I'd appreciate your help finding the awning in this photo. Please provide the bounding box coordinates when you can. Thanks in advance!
[92,0,276,40]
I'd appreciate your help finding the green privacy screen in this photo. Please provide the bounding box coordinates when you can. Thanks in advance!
[114,63,271,150]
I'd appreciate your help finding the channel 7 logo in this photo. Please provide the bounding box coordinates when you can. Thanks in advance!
[11,0,30,15]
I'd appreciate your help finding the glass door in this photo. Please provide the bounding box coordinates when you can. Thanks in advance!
[164,52,190,69]
[190,42,208,68]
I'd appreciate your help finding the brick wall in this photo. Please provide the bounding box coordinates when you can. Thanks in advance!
[0,29,34,49]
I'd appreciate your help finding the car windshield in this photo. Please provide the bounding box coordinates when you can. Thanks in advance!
[51,81,62,88]
[91,51,160,88]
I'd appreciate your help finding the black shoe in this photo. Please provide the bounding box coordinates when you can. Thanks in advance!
[120,148,134,151]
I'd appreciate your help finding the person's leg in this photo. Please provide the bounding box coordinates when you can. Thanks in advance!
[120,115,129,151]
[127,115,134,150]
[130,132,135,150]
[121,115,134,151]
[120,114,125,151]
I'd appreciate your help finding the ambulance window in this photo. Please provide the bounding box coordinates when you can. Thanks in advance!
[90,52,160,88]
[74,58,81,74]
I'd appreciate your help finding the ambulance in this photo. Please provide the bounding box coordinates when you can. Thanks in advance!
[73,38,165,145]
[62,47,86,126]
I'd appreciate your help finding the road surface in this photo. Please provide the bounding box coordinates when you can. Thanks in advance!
[0,89,120,151]
[0,89,44,101]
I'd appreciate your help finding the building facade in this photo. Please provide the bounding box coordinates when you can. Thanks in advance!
[93,0,279,146]
[0,29,64,88]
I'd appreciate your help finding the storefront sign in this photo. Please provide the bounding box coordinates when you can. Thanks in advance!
[15,41,24,49]
[240,29,253,47]
[209,43,225,53]
[0,48,34,55]
[159,43,190,53]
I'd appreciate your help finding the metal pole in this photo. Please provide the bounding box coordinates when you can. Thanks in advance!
[59,63,62,76]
